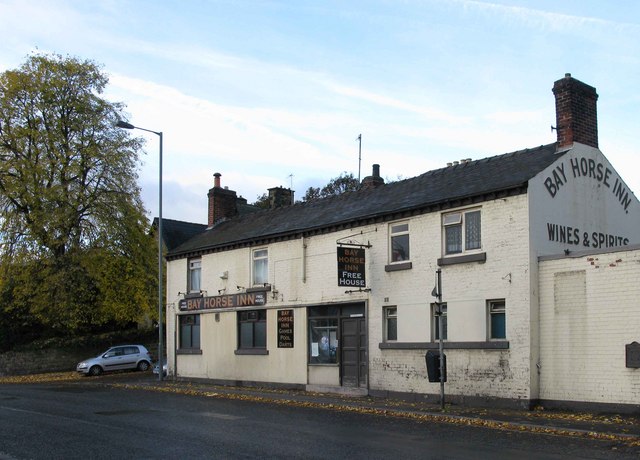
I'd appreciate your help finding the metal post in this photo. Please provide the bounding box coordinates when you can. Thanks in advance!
[357,134,362,183]
[115,120,164,382]
[436,268,444,410]
[158,131,163,382]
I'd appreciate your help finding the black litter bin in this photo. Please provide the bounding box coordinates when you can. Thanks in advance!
[425,350,446,382]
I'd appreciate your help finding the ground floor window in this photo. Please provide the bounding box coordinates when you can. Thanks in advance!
[431,303,447,341]
[308,306,341,364]
[383,306,397,341]
[180,314,201,349]
[309,318,338,363]
[307,304,364,365]
[488,300,506,339]
[238,309,267,349]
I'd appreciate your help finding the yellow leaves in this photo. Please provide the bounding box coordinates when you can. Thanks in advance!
[0,371,82,384]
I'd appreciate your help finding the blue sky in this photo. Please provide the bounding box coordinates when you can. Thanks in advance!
[1,0,638,224]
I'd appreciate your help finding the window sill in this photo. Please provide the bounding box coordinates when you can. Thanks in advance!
[437,252,486,266]
[184,292,203,299]
[234,348,269,355]
[379,341,509,350]
[247,285,271,293]
[177,348,203,355]
[385,261,412,272]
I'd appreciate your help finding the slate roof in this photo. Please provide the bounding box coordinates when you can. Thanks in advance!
[168,143,566,259]
[156,218,208,251]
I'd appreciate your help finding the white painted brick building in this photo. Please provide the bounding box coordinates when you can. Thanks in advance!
[164,75,640,411]
[538,246,640,410]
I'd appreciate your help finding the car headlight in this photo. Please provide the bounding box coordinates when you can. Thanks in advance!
[77,362,88,368]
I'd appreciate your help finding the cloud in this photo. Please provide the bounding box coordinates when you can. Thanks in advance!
[457,0,640,33]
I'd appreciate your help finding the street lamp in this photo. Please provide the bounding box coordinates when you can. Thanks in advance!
[116,120,164,382]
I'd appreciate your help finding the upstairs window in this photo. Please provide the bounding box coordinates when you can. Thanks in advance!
[443,209,481,255]
[252,249,268,285]
[389,222,410,262]
[188,258,201,293]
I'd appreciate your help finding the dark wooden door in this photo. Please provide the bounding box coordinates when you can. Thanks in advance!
[340,318,367,388]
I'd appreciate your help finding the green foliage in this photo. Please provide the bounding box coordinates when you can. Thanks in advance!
[0,53,156,347]
[15,328,157,352]
[302,172,359,202]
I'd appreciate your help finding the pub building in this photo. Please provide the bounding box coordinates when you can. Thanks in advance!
[165,75,640,411]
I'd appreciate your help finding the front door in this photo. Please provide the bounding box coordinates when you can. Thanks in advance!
[340,317,367,388]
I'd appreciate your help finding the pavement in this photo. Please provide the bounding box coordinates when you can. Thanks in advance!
[2,371,639,448]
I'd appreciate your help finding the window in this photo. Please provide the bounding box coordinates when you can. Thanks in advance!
[389,222,410,262]
[180,314,201,349]
[488,300,506,339]
[238,309,267,349]
[308,306,339,364]
[188,258,201,293]
[123,346,140,355]
[252,249,268,285]
[431,303,447,341]
[383,307,397,341]
[309,318,338,364]
[443,209,481,255]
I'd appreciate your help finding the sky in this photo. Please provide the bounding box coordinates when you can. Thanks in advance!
[1,0,639,224]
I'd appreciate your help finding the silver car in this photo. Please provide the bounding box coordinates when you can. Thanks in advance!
[76,345,153,376]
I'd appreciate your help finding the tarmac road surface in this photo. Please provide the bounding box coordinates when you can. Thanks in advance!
[0,373,638,459]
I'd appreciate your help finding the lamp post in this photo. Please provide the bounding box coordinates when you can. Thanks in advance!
[116,120,164,382]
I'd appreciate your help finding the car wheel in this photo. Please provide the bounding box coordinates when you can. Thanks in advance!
[89,365,103,376]
[137,361,150,372]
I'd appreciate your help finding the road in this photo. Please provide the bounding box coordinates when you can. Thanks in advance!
[0,377,637,459]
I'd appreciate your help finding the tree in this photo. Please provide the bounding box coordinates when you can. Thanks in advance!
[302,172,359,202]
[252,193,270,209]
[0,53,156,342]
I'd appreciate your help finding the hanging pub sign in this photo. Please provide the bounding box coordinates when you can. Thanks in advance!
[277,309,294,348]
[337,246,366,287]
[179,291,267,311]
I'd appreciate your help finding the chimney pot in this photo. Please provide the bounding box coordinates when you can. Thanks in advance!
[360,164,385,189]
[208,173,238,227]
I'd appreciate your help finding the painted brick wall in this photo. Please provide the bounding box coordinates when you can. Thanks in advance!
[539,247,640,405]
[367,194,534,402]
[166,193,537,402]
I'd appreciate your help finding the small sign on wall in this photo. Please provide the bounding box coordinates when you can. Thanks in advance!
[626,342,640,368]
[278,309,294,348]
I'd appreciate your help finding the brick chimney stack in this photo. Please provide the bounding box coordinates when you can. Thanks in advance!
[268,186,294,208]
[552,73,599,150]
[207,173,238,227]
[361,164,385,190]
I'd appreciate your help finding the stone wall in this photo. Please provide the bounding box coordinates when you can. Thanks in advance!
[0,339,158,376]
[0,347,103,376]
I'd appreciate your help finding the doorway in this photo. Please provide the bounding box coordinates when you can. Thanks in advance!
[340,316,367,388]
